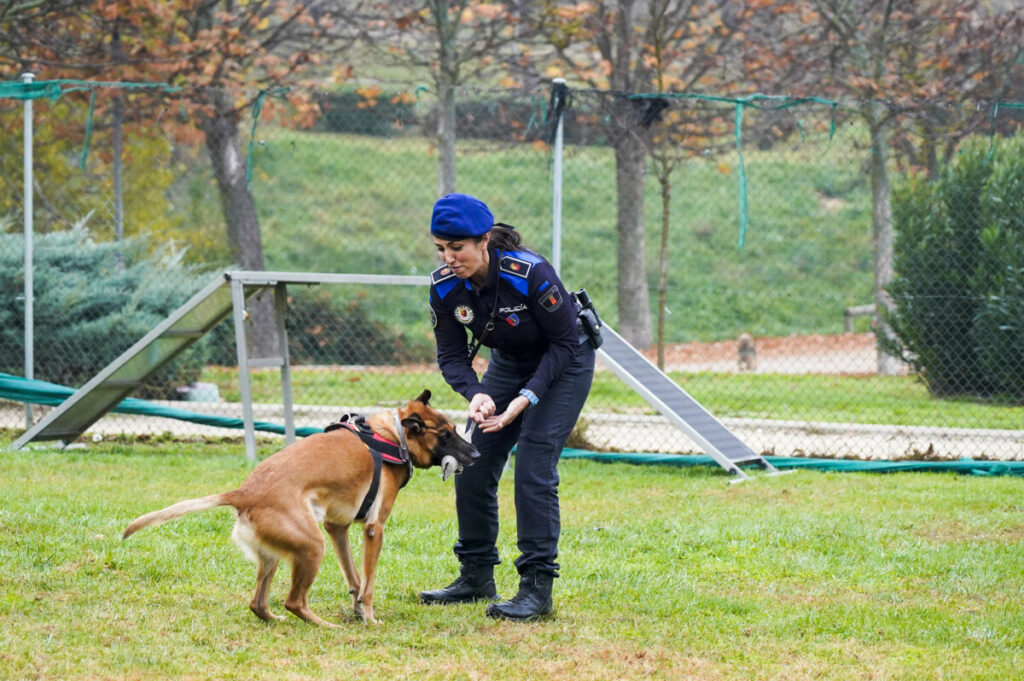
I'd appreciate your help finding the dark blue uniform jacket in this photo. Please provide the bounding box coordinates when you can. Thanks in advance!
[429,248,580,402]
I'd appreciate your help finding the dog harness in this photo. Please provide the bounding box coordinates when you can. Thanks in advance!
[324,412,413,521]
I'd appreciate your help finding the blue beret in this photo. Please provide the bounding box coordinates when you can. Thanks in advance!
[430,193,494,240]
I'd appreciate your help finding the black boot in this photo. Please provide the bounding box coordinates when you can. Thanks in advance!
[485,567,554,621]
[419,563,498,605]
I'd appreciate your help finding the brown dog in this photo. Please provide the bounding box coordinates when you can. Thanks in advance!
[123,390,478,626]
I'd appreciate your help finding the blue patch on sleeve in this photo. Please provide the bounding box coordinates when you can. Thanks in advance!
[506,249,542,264]
[538,280,550,292]
[500,271,530,296]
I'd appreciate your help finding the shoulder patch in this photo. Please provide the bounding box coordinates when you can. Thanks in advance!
[500,256,532,279]
[539,286,563,312]
[431,265,456,285]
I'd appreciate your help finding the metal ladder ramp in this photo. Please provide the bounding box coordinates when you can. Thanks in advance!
[10,272,297,450]
[597,324,782,481]
[11,270,429,458]
[11,274,246,449]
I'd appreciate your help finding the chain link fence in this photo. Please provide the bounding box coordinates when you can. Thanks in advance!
[1,79,1021,462]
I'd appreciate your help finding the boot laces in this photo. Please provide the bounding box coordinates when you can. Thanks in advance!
[449,574,471,589]
[508,575,542,604]
[507,591,533,606]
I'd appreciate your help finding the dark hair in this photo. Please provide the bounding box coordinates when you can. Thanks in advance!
[486,223,525,251]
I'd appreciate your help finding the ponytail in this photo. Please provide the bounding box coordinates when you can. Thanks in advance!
[489,223,525,251]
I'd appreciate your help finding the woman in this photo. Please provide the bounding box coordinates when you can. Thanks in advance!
[419,192,595,621]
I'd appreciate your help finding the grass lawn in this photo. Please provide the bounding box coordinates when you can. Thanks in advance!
[1,440,1021,680]
[199,365,1024,431]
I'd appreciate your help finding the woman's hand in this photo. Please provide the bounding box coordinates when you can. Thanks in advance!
[479,395,530,433]
[468,393,496,424]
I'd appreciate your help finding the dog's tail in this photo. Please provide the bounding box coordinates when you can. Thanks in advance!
[122,493,232,539]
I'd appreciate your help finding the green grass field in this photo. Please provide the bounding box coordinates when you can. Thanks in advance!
[199,366,1024,431]
[2,441,1021,680]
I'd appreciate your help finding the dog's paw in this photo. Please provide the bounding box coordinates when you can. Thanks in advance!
[441,455,463,482]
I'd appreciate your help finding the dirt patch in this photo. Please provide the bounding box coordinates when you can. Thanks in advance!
[283,333,888,376]
[638,332,896,375]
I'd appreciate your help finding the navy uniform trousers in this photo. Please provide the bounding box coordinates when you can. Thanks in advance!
[453,342,595,576]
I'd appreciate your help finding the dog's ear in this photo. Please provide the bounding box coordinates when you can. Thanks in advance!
[401,412,426,435]
[415,389,431,406]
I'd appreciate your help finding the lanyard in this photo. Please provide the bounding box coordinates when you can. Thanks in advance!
[467,255,502,362]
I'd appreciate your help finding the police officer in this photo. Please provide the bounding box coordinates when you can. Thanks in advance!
[419,193,595,621]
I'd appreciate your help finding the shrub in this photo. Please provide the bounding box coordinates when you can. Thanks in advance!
[313,89,419,138]
[0,223,214,399]
[885,134,1024,400]
[973,138,1024,395]
[204,287,435,367]
[312,90,607,146]
[284,289,434,366]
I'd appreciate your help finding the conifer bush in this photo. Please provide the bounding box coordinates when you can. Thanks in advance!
[0,223,213,399]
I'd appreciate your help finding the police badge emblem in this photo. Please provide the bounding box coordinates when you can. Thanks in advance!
[539,286,563,312]
[454,305,475,324]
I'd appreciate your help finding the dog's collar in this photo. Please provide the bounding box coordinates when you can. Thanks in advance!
[392,411,411,462]
[392,411,415,483]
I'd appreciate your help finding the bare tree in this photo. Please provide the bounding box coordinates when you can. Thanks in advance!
[542,0,770,348]
[1,0,360,355]
[352,1,536,195]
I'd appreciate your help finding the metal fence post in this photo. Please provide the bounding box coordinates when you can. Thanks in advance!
[22,72,35,429]
[231,278,258,461]
[550,78,567,273]
[274,282,295,444]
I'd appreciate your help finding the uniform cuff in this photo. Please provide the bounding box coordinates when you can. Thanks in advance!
[463,384,486,402]
[518,388,539,406]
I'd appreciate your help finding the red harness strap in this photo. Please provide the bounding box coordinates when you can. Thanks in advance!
[324,414,412,520]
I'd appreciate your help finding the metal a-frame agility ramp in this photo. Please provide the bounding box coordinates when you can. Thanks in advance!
[12,270,782,480]
[10,271,425,458]
[596,324,785,482]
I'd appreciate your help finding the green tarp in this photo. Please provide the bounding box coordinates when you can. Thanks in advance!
[0,372,320,438]
[560,450,1024,477]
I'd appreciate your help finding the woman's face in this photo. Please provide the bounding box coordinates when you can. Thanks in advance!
[433,234,490,282]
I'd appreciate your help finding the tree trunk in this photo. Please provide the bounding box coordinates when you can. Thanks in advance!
[111,25,124,270]
[613,130,653,349]
[437,80,457,195]
[866,108,901,376]
[112,93,124,272]
[200,91,278,357]
[656,166,671,370]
